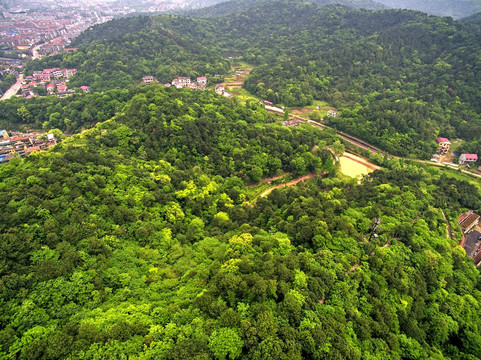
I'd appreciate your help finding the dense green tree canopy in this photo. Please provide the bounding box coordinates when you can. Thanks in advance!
[0,85,481,359]
[2,3,481,357]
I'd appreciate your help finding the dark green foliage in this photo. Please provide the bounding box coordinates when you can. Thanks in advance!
[0,88,133,133]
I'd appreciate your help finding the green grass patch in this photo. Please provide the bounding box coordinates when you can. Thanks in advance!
[430,165,481,196]
[228,87,261,103]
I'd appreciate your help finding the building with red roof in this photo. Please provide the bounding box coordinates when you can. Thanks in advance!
[197,76,207,86]
[459,153,478,164]
[436,137,451,154]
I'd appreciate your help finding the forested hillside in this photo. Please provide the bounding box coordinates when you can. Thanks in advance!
[373,0,481,18]
[24,16,230,92]
[187,0,386,17]
[17,0,481,159]
[1,86,481,359]
[2,2,481,358]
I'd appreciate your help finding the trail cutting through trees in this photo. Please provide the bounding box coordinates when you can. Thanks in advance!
[258,172,320,198]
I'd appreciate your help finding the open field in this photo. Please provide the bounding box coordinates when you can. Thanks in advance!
[340,152,381,178]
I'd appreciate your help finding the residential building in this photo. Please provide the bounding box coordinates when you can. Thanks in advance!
[52,68,63,78]
[197,76,207,87]
[215,84,225,95]
[0,131,57,164]
[172,76,191,88]
[459,153,478,165]
[436,137,451,154]
[327,109,338,117]
[142,76,154,84]
[46,83,55,94]
[459,210,480,233]
[0,130,9,139]
[462,230,481,266]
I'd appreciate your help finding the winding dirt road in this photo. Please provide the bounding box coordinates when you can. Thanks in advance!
[259,172,319,198]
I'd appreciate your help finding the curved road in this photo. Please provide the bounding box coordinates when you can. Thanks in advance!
[1,74,23,101]
[269,109,481,181]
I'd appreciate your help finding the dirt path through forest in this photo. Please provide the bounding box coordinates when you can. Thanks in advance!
[441,210,453,239]
[246,174,288,188]
[258,172,319,198]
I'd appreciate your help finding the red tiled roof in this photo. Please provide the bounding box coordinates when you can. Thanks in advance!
[462,154,478,160]
[437,137,450,144]
[10,136,29,141]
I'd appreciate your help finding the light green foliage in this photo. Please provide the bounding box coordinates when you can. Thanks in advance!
[209,328,243,359]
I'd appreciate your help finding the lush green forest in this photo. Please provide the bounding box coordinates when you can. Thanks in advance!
[1,86,481,359]
[0,89,135,133]
[3,5,481,358]
[16,0,481,159]
[24,16,230,92]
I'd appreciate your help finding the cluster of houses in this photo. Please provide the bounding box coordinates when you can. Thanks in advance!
[0,129,56,164]
[0,8,108,56]
[432,137,478,166]
[142,75,208,90]
[21,67,89,98]
[459,210,481,267]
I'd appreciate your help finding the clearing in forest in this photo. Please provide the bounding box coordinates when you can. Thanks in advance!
[339,152,380,178]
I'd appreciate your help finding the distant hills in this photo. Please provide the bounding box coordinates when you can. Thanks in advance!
[462,11,481,23]
[192,0,481,18]
[189,0,386,17]
[372,0,481,18]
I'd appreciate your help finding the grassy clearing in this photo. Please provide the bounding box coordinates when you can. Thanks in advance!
[227,87,261,103]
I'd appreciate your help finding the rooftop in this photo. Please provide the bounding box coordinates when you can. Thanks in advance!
[464,230,481,257]
[459,212,480,230]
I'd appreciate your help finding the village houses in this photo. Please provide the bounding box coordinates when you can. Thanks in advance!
[0,130,57,164]
[327,109,338,117]
[459,153,478,165]
[22,67,89,98]
[436,137,451,154]
[170,76,208,90]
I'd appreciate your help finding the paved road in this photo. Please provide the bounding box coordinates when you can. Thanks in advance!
[1,74,23,101]
[275,110,481,181]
